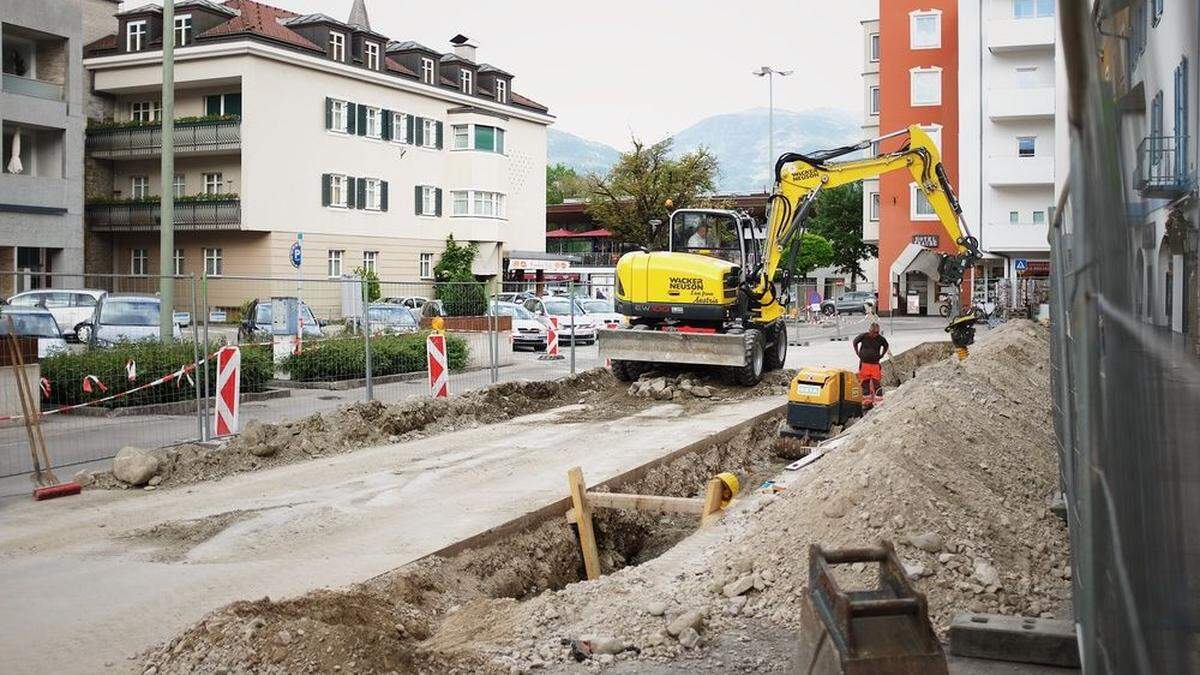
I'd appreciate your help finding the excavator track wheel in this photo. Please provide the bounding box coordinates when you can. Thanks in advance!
[764,323,788,371]
[731,329,765,386]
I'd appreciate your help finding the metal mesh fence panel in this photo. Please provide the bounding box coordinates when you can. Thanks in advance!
[1057,5,1200,672]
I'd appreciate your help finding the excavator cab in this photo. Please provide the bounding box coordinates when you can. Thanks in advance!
[669,210,758,269]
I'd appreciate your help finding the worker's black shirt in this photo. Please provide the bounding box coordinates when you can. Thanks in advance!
[853,333,889,364]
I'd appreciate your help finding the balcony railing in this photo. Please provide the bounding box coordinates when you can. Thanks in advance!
[1134,136,1192,199]
[85,199,241,232]
[1,73,63,101]
[86,118,241,158]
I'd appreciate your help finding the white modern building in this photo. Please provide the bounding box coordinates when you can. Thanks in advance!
[959,0,1058,300]
[81,0,551,305]
[860,3,881,292]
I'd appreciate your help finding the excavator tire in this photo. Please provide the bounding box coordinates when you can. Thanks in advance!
[764,322,788,371]
[731,329,765,386]
[610,359,644,382]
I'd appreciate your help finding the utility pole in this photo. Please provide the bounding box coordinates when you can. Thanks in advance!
[753,66,793,180]
[159,0,176,340]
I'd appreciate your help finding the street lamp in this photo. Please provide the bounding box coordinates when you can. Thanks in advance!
[753,66,793,182]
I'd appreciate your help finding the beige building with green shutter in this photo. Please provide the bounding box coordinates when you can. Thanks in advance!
[82,0,551,306]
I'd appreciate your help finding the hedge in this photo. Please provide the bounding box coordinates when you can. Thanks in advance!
[280,331,468,382]
[40,341,271,409]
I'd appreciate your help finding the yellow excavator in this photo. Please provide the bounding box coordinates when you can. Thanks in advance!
[600,125,981,385]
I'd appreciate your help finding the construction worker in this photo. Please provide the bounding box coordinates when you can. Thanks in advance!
[853,322,890,409]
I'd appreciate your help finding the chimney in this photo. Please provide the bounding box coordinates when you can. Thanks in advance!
[450,34,476,62]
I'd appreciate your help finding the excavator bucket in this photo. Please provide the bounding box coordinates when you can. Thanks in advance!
[597,328,748,368]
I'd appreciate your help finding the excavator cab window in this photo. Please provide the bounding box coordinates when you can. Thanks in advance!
[670,211,742,264]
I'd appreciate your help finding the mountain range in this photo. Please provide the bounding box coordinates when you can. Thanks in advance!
[548,107,862,193]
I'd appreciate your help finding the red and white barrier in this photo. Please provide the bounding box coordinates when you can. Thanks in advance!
[427,332,449,399]
[547,317,559,357]
[213,346,241,437]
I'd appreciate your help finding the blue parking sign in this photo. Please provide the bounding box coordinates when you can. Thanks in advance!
[1014,258,1028,271]
[290,241,302,268]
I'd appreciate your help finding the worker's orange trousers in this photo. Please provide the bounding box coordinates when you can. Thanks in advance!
[859,362,884,406]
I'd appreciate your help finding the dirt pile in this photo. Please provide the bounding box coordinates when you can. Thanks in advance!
[87,367,789,492]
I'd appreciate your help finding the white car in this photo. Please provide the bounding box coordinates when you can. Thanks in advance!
[7,289,106,341]
[523,296,597,345]
[579,298,627,330]
[90,295,182,345]
[489,301,547,351]
[0,308,68,358]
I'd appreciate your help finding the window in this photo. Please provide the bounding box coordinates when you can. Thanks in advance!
[205,93,242,116]
[869,33,880,62]
[420,186,438,216]
[919,124,942,151]
[475,125,504,153]
[130,175,149,199]
[364,42,380,70]
[362,251,378,274]
[327,250,344,278]
[172,173,186,197]
[330,99,348,133]
[1151,90,1164,165]
[869,192,880,221]
[453,124,470,149]
[869,86,880,115]
[1018,136,1037,157]
[364,106,381,138]
[174,14,192,47]
[495,79,508,103]
[204,248,223,277]
[126,20,147,51]
[330,32,345,61]
[452,190,469,216]
[910,184,936,220]
[363,178,382,210]
[1014,0,1055,19]
[130,100,160,123]
[1032,211,1046,224]
[1175,57,1189,179]
[131,248,148,276]
[173,248,185,275]
[910,68,942,106]
[421,57,435,84]
[461,69,474,95]
[328,174,348,207]
[419,253,433,280]
[1009,211,1020,224]
[449,190,507,218]
[1015,67,1039,89]
[421,118,437,148]
[393,112,410,143]
[910,11,941,49]
[203,172,224,194]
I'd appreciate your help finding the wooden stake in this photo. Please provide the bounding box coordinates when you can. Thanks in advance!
[567,466,601,581]
[700,477,725,527]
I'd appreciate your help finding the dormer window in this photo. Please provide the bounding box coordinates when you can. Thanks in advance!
[460,69,473,95]
[174,14,192,47]
[126,20,147,51]
[495,79,507,103]
[330,32,345,62]
[421,57,435,84]
[364,42,379,70]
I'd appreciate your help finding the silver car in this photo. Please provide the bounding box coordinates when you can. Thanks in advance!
[90,295,182,345]
[0,307,68,358]
[7,289,106,341]
[523,296,597,345]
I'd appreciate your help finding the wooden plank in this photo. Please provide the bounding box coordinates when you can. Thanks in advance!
[700,477,725,526]
[589,492,706,515]
[567,466,601,581]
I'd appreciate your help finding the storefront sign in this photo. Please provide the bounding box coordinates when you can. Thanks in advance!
[509,258,571,272]
[912,234,939,248]
[1018,260,1050,277]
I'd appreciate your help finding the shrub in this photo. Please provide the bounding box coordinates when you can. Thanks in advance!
[279,331,468,382]
[40,340,271,409]
[433,234,488,316]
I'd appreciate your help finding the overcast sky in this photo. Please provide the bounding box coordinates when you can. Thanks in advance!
[136,1,871,147]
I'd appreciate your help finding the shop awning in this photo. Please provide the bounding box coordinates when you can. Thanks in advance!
[546,228,576,238]
[890,243,944,281]
[545,228,612,238]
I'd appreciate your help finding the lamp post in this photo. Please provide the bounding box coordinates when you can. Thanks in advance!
[159,0,176,340]
[752,66,793,180]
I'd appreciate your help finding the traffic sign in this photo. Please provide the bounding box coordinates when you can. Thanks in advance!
[1014,258,1028,271]
[213,346,241,437]
[290,241,302,268]
[427,333,449,398]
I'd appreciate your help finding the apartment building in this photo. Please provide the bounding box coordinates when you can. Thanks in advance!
[0,0,120,294]
[82,0,551,302]
[860,4,881,292]
[960,0,1057,300]
[864,0,961,315]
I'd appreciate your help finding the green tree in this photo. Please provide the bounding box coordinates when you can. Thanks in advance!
[782,231,836,278]
[353,266,381,301]
[433,235,487,315]
[805,182,877,282]
[546,163,588,205]
[585,138,719,249]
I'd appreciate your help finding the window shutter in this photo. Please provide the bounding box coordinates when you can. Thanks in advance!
[324,97,333,130]
[206,95,221,116]
[356,104,367,136]
[346,102,358,134]
[226,93,242,116]
[405,114,415,144]
[435,122,444,149]
[413,117,424,146]
[414,185,423,215]
[321,174,331,206]
[356,177,367,210]
[346,176,357,209]
[435,188,442,217]
[381,109,392,141]
[380,181,389,212]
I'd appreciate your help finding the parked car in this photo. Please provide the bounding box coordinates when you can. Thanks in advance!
[579,298,627,330]
[496,291,536,304]
[7,289,106,341]
[382,296,428,311]
[239,298,323,342]
[822,291,876,316]
[488,301,547,351]
[419,300,447,319]
[0,307,68,358]
[88,295,182,345]
[346,303,419,334]
[523,296,597,345]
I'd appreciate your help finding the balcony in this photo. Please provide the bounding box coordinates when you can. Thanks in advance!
[1134,136,1193,199]
[988,87,1055,120]
[987,156,1055,187]
[86,118,241,159]
[987,18,1055,52]
[984,223,1050,252]
[1,73,63,101]
[85,199,241,232]
[1,25,67,102]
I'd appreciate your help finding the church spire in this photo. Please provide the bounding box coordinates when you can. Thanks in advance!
[347,0,370,30]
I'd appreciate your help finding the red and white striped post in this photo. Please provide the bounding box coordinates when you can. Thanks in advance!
[213,346,241,437]
[539,317,564,360]
[427,332,449,398]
